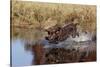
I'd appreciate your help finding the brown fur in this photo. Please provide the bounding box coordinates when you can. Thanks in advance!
[45,23,79,44]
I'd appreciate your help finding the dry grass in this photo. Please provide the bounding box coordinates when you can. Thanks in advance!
[11,1,96,38]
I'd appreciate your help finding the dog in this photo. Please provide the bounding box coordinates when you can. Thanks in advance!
[45,23,79,44]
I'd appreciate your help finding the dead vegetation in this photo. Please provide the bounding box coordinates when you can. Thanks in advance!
[11,1,96,38]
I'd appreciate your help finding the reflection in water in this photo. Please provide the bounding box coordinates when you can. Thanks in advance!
[11,28,96,66]
[12,38,96,66]
[12,39,33,66]
[31,44,45,65]
[25,43,45,64]
[24,40,96,65]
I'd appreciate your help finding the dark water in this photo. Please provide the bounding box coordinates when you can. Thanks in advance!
[11,29,96,66]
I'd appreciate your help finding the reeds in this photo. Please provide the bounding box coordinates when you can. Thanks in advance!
[11,1,96,38]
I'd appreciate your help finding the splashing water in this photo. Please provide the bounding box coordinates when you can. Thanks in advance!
[66,32,92,42]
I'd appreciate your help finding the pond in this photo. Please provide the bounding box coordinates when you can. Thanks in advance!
[11,28,96,66]
[12,39,34,66]
[11,28,47,66]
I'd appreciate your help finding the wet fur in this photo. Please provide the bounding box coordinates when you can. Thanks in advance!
[45,23,79,44]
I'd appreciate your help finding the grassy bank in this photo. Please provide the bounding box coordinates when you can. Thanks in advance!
[11,1,96,39]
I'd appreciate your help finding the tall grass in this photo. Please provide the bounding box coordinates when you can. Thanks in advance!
[11,1,96,37]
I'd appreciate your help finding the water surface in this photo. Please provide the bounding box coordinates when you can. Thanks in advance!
[11,28,96,66]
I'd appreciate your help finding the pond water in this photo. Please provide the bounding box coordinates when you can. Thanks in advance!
[11,28,96,66]
[11,28,46,66]
[12,39,33,66]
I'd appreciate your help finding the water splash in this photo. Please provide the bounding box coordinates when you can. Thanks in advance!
[66,32,92,42]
